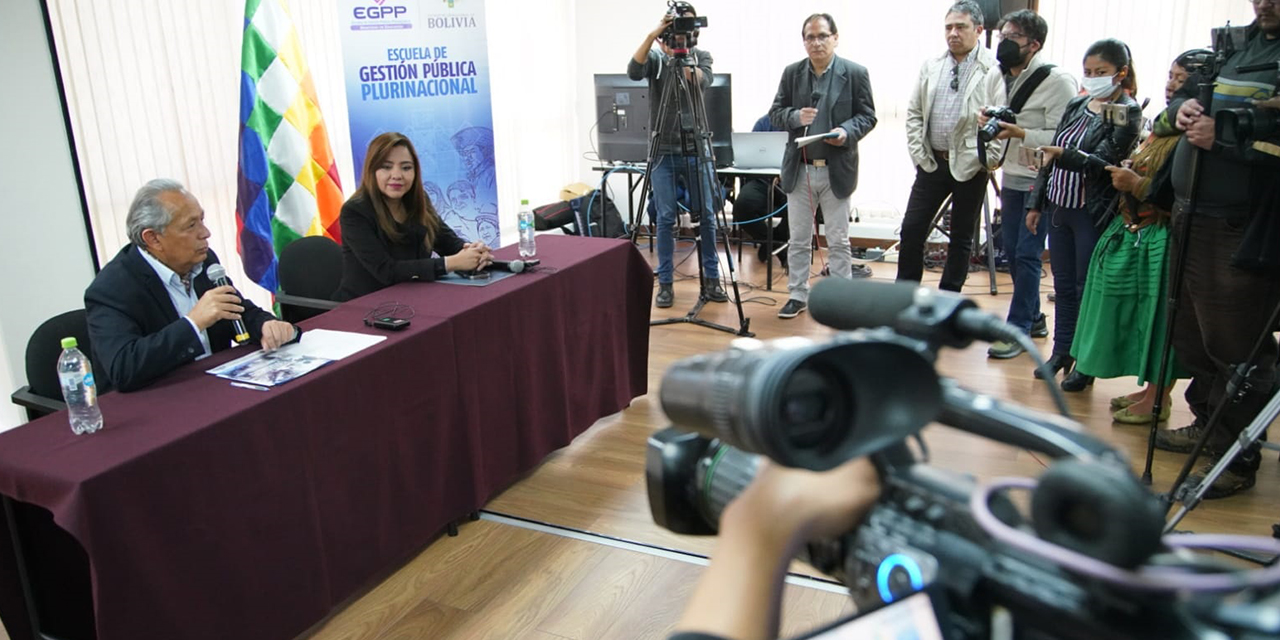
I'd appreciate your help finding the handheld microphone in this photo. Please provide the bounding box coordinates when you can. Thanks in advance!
[205,264,251,344]
[809,279,1020,349]
[485,259,540,274]
[804,91,823,137]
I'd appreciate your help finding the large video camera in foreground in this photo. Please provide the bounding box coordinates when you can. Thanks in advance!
[647,279,1280,640]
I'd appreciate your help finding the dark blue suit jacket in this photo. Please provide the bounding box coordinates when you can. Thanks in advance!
[85,245,277,391]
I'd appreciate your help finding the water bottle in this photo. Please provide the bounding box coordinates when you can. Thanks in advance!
[518,199,537,258]
[57,337,103,434]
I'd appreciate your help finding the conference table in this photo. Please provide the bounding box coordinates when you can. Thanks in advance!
[0,236,653,640]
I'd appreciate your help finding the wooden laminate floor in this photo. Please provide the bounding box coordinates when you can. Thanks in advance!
[300,245,1278,640]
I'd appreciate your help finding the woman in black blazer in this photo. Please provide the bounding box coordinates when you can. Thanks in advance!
[334,132,491,301]
[1026,39,1143,391]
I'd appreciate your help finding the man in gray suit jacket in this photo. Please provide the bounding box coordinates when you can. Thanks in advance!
[769,13,877,319]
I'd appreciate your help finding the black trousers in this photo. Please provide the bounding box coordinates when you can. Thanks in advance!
[1169,210,1280,459]
[896,158,989,292]
[735,178,790,252]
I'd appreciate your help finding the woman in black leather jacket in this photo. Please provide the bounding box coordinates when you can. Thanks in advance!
[1026,38,1143,391]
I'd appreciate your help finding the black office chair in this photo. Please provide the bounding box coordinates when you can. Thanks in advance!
[11,309,112,421]
[277,235,342,323]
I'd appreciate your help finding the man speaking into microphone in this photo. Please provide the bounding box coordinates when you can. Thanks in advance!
[769,12,877,319]
[86,179,297,391]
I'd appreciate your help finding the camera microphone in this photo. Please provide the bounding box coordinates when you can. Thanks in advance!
[205,263,251,344]
[809,279,1020,348]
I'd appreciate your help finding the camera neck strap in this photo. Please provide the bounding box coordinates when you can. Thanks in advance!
[1009,64,1055,113]
[982,64,1057,170]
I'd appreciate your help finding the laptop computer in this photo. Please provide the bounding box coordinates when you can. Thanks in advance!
[731,131,788,170]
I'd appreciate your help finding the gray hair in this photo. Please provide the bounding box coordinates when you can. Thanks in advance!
[126,178,190,246]
[947,1,985,28]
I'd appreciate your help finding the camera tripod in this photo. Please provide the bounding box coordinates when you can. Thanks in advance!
[631,45,752,337]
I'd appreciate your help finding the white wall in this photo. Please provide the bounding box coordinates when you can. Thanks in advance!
[0,0,98,431]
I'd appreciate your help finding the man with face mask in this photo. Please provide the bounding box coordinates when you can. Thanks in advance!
[896,1,1001,294]
[977,10,1078,359]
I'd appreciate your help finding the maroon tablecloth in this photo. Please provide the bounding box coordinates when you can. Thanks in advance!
[0,236,652,640]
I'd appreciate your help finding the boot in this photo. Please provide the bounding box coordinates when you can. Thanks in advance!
[701,278,728,303]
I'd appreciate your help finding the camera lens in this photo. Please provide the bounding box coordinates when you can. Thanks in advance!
[978,119,1002,143]
[779,365,845,449]
[659,334,941,470]
[1217,108,1277,148]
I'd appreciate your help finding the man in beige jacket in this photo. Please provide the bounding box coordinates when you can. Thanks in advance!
[895,1,1000,292]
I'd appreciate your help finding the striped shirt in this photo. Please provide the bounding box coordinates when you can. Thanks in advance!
[1046,111,1096,209]
[928,51,981,152]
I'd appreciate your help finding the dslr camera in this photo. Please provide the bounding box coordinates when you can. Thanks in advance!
[646,279,1280,640]
[978,107,1017,142]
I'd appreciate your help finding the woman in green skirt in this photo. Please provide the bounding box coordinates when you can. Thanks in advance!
[1070,51,1206,424]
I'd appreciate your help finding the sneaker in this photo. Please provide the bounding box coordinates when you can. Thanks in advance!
[778,299,807,319]
[1155,422,1210,454]
[1030,314,1049,338]
[851,264,873,279]
[1189,460,1257,499]
[987,340,1024,359]
[701,278,729,303]
[655,283,674,308]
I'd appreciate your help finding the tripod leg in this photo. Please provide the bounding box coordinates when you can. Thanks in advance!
[982,185,998,295]
[1166,386,1280,531]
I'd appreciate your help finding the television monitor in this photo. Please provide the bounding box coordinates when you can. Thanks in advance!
[594,72,733,167]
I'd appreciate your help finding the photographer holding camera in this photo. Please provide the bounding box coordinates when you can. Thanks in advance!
[894,2,1001,294]
[1024,39,1143,390]
[667,457,880,640]
[1152,0,1280,498]
[975,10,1078,360]
[629,2,728,309]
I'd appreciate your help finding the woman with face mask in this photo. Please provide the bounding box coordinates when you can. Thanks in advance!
[1025,38,1143,391]
[1069,51,1209,424]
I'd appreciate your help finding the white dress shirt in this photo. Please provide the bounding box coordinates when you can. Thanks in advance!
[138,248,212,359]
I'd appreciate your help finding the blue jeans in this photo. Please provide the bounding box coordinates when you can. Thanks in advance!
[650,155,721,285]
[1047,204,1100,356]
[1000,188,1047,333]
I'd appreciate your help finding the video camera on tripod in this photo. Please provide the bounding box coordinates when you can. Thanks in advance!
[660,1,708,56]
[646,279,1280,640]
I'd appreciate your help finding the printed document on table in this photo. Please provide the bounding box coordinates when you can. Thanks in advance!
[284,329,386,360]
[206,329,386,386]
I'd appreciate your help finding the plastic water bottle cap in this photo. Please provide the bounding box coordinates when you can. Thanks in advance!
[61,337,78,349]
[521,199,529,206]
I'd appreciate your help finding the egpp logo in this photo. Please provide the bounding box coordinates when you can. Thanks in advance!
[353,1,407,20]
